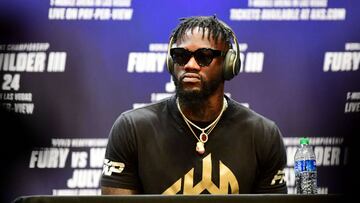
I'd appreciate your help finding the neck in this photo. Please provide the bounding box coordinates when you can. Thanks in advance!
[178,89,225,123]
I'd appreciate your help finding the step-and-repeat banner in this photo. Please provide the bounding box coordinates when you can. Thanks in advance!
[1,0,359,202]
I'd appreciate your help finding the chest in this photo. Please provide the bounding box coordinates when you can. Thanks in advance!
[135,124,259,194]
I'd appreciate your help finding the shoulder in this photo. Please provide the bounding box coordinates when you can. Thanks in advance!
[226,97,284,151]
[226,97,277,131]
[114,97,171,125]
[108,98,171,145]
[227,98,286,165]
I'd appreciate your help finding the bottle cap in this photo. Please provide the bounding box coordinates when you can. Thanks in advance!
[300,137,309,145]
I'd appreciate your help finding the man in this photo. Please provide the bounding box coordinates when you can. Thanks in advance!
[101,16,287,194]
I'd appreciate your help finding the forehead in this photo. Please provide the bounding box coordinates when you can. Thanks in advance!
[175,27,226,50]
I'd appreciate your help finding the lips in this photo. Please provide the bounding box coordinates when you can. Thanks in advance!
[181,73,201,83]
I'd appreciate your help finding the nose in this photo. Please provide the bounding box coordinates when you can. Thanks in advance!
[184,56,201,72]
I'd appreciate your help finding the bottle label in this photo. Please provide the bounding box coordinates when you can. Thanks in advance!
[294,160,316,172]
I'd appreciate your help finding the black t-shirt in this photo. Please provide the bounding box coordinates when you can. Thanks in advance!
[101,96,287,194]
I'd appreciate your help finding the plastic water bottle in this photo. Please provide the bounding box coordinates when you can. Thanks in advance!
[294,137,317,194]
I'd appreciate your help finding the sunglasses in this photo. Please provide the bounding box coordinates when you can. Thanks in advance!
[170,48,226,67]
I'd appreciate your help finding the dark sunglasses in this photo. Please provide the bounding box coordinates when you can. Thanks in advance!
[170,48,226,67]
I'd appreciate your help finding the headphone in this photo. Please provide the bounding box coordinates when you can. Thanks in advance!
[166,21,241,81]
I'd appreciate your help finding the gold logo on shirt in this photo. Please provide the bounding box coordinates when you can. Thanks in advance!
[271,170,285,185]
[102,159,125,176]
[162,154,239,194]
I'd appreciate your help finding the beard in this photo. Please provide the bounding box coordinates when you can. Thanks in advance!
[173,73,223,106]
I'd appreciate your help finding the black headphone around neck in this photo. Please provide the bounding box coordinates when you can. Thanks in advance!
[166,21,241,81]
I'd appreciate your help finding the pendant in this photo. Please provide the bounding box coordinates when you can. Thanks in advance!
[196,141,205,155]
[200,133,208,143]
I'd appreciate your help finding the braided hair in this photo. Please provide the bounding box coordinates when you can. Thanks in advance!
[170,15,233,47]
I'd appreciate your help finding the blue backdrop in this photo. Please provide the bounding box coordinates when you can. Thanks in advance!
[1,0,359,202]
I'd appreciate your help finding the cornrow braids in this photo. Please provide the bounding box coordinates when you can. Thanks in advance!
[170,15,233,48]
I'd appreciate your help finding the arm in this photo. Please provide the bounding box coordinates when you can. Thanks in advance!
[253,122,287,193]
[100,114,142,194]
[101,186,139,195]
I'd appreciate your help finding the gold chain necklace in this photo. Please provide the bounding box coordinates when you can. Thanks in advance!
[176,97,228,155]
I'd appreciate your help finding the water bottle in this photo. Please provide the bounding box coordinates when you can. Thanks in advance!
[294,137,317,194]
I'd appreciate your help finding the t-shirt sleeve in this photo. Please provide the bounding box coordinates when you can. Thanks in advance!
[253,122,287,194]
[100,113,141,190]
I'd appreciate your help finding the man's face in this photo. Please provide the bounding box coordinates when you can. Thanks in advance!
[172,28,226,101]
